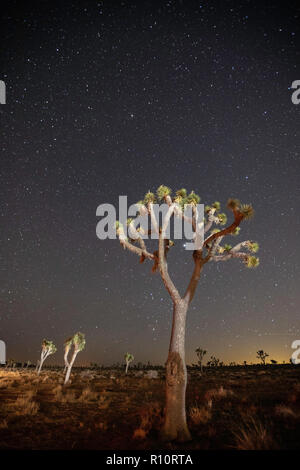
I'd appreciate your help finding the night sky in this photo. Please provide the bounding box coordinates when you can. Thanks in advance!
[1,0,299,366]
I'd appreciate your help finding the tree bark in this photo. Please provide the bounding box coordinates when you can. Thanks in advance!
[161,300,192,442]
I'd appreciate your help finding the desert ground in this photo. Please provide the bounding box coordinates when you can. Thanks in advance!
[0,364,299,450]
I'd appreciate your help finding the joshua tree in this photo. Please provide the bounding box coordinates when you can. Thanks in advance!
[270,359,277,364]
[64,332,86,384]
[63,337,73,373]
[207,355,221,367]
[256,350,269,365]
[124,352,134,374]
[37,339,57,375]
[113,186,259,441]
[195,348,207,373]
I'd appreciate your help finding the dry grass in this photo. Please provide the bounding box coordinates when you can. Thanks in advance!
[0,420,8,429]
[78,387,99,402]
[233,415,276,450]
[133,402,163,440]
[275,404,297,418]
[189,405,212,425]
[13,391,39,416]
[205,385,233,401]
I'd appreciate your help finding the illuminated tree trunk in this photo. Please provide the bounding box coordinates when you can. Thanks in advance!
[162,300,191,442]
[64,352,77,385]
[37,358,44,375]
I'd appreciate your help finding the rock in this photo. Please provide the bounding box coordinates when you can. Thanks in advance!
[145,370,159,379]
[134,371,144,377]
[80,370,95,378]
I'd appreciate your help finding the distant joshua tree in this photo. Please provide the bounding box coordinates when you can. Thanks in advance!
[270,359,277,364]
[207,355,221,367]
[124,352,134,374]
[256,350,269,365]
[195,348,207,373]
[64,332,86,384]
[37,340,57,375]
[113,186,259,441]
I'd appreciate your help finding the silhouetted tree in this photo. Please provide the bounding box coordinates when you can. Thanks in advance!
[114,186,259,441]
[256,350,269,365]
[270,359,277,364]
[195,348,207,373]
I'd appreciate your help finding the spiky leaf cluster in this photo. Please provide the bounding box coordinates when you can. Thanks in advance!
[218,213,227,225]
[247,241,259,253]
[227,198,240,210]
[212,201,221,211]
[175,188,187,199]
[240,204,255,220]
[143,191,156,205]
[42,339,57,354]
[73,332,86,352]
[186,191,200,206]
[224,244,232,252]
[156,185,171,200]
[125,352,134,362]
[245,256,260,268]
[232,227,241,236]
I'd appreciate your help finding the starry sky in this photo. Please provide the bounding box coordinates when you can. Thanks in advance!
[1,0,299,366]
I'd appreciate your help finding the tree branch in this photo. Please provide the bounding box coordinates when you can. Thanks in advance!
[158,204,181,304]
[209,252,248,262]
[183,251,203,305]
[203,210,244,247]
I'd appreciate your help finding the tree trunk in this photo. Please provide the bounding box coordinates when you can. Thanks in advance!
[161,300,192,442]
[37,358,43,375]
[64,352,77,385]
